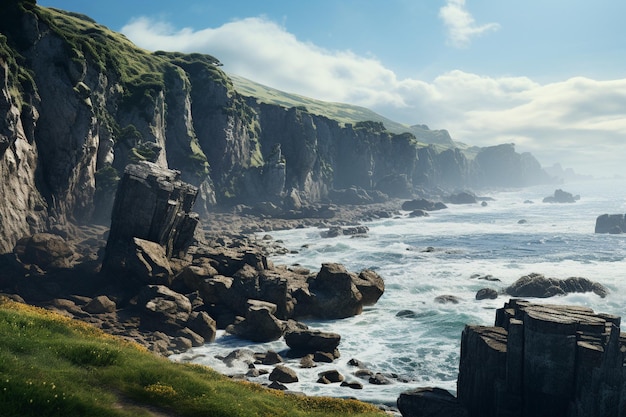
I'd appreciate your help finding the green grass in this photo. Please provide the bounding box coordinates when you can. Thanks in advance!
[0,298,384,417]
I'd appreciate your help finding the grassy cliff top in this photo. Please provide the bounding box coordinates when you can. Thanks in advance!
[0,297,384,417]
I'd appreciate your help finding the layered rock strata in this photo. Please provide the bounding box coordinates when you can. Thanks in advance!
[400,299,626,417]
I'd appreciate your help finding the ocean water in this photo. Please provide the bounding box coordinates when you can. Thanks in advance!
[171,179,626,406]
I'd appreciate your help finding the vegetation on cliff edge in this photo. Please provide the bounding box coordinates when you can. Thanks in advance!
[0,297,384,417]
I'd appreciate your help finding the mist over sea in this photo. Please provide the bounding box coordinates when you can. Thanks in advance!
[172,178,626,405]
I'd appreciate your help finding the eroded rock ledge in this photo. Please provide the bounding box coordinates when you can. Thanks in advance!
[399,299,626,417]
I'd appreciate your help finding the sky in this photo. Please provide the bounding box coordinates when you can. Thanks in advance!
[38,0,626,178]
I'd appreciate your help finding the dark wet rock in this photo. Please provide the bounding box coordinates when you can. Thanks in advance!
[341,380,364,390]
[313,351,336,363]
[434,294,460,304]
[269,365,298,383]
[260,350,283,365]
[396,310,418,319]
[284,328,341,355]
[447,191,477,205]
[402,199,447,212]
[369,373,392,385]
[595,213,626,234]
[475,288,498,300]
[542,188,579,203]
[518,219,528,224]
[268,381,289,391]
[398,387,468,417]
[409,209,430,217]
[505,273,608,298]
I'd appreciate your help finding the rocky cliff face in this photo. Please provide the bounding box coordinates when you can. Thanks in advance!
[0,1,551,253]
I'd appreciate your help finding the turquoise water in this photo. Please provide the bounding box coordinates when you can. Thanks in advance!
[172,179,626,405]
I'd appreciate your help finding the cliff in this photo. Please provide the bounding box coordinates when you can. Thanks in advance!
[399,299,626,417]
[0,0,551,252]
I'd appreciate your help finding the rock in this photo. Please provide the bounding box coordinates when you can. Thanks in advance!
[402,199,447,212]
[261,350,283,365]
[306,263,363,319]
[341,381,363,390]
[186,311,217,343]
[14,233,74,270]
[137,285,192,331]
[409,209,430,217]
[318,370,344,383]
[434,295,460,304]
[83,295,116,314]
[313,351,336,363]
[447,191,477,205]
[353,269,385,306]
[269,365,298,383]
[176,327,204,347]
[369,373,392,385]
[125,237,174,285]
[226,302,285,342]
[595,213,626,234]
[219,349,255,368]
[102,162,199,279]
[505,273,608,298]
[456,299,626,417]
[396,310,418,319]
[542,188,579,203]
[398,387,468,417]
[328,187,373,205]
[284,328,341,355]
[475,288,498,300]
[299,354,316,368]
[268,381,288,391]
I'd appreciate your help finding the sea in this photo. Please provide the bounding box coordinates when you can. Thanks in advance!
[171,178,626,407]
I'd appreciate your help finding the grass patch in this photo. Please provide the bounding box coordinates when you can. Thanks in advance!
[0,297,384,417]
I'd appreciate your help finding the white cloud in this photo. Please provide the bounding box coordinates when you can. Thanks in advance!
[438,0,500,48]
[122,16,626,178]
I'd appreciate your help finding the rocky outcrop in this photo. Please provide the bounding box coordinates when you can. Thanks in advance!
[101,161,199,282]
[505,273,608,298]
[543,189,580,203]
[400,299,626,417]
[459,300,626,417]
[401,198,447,212]
[595,213,626,234]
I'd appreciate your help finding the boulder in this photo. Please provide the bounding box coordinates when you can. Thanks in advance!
[318,370,344,384]
[187,311,217,343]
[475,288,498,300]
[353,269,385,306]
[595,213,626,234]
[447,191,477,205]
[125,237,173,285]
[137,285,192,331]
[409,209,430,217]
[226,301,285,342]
[434,295,460,304]
[102,161,199,278]
[83,295,116,314]
[14,233,74,270]
[402,199,447,212]
[269,365,298,383]
[542,189,579,203]
[284,329,341,355]
[505,273,608,298]
[306,263,363,319]
[328,187,373,205]
[398,387,468,417]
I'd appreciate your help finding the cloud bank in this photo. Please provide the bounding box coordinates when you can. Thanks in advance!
[122,17,626,178]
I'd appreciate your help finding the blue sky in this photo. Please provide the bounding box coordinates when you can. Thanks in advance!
[38,0,626,177]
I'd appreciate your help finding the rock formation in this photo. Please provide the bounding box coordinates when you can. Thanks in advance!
[505,273,608,298]
[542,189,580,203]
[102,161,199,283]
[595,213,626,234]
[399,299,626,417]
